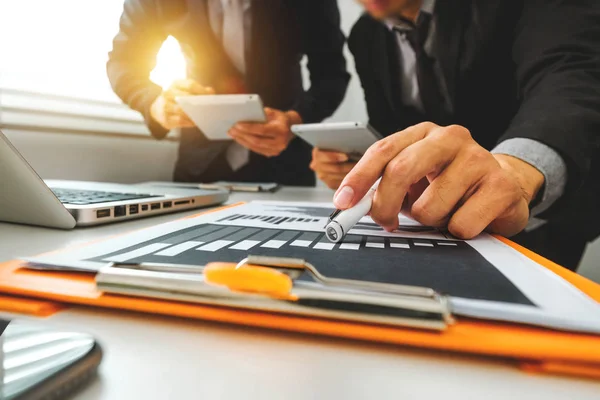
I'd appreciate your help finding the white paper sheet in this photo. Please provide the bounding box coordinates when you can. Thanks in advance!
[24,201,600,334]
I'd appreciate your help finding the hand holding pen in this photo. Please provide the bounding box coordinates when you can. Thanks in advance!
[325,179,380,242]
[329,122,543,242]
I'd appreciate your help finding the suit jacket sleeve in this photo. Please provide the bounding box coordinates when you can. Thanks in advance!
[500,0,600,193]
[107,0,170,139]
[291,0,350,123]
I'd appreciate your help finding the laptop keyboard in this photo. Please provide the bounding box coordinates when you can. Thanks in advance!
[51,188,160,205]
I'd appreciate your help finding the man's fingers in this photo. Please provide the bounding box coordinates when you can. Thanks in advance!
[171,79,195,90]
[448,175,525,239]
[486,201,530,238]
[232,136,277,157]
[229,130,276,147]
[166,114,193,129]
[317,171,347,180]
[317,174,345,190]
[334,122,438,209]
[228,128,271,148]
[171,79,213,95]
[311,161,355,175]
[164,102,187,116]
[369,131,464,230]
[401,178,430,215]
[264,107,277,120]
[229,129,278,156]
[233,122,277,139]
[313,149,349,163]
[164,88,193,101]
[409,146,492,227]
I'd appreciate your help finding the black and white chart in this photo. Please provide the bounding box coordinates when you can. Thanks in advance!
[92,222,530,305]
[26,201,600,334]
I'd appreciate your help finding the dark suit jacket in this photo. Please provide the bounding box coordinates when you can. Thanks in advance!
[107,0,349,186]
[349,0,600,243]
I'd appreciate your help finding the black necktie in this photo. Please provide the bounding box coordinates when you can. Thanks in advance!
[396,13,446,122]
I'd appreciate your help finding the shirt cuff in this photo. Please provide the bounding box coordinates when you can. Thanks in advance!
[492,138,567,218]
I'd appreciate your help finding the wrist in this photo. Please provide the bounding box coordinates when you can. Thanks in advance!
[494,154,545,204]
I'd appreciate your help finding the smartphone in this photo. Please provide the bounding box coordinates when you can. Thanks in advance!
[0,318,102,400]
[291,122,382,160]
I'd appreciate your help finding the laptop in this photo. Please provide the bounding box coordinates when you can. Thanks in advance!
[0,129,229,229]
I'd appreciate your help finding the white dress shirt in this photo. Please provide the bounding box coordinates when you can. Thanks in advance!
[208,0,251,172]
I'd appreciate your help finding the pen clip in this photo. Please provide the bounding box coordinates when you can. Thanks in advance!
[327,209,342,223]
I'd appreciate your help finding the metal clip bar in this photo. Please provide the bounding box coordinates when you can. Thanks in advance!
[236,255,437,298]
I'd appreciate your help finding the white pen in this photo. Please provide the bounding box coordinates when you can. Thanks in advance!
[325,179,381,243]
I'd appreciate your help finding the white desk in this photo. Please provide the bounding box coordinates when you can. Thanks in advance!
[0,188,598,399]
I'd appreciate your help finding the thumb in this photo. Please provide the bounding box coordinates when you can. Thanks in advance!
[333,163,380,210]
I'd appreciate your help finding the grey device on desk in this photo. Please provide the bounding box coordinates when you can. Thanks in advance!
[198,182,280,193]
[144,181,280,193]
[0,318,102,400]
[291,122,382,160]
[0,129,229,229]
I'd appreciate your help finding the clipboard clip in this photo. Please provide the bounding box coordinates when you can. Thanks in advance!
[106,256,455,330]
[235,255,437,299]
[204,256,454,330]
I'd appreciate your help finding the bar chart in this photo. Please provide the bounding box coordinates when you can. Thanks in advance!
[92,223,533,305]
[217,214,322,225]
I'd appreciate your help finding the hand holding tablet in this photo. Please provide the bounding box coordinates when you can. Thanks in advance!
[176,94,266,140]
[294,122,383,190]
[151,79,215,130]
[228,108,301,158]
[292,122,382,157]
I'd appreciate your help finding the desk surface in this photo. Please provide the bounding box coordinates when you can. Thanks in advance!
[0,187,599,399]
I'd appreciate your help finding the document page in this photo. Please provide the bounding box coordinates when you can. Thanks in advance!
[25,201,600,333]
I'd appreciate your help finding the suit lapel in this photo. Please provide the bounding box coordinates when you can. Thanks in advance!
[371,25,398,114]
[431,0,470,113]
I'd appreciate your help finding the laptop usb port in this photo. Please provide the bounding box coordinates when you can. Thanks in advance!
[141,205,148,212]
[129,205,139,215]
[174,200,190,206]
[114,205,126,217]
[96,209,111,218]
[163,201,172,208]
[150,203,161,210]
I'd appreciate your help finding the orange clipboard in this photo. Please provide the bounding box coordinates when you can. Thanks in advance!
[0,203,599,380]
[0,294,65,317]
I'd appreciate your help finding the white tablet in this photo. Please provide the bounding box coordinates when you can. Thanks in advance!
[292,122,382,158]
[176,94,266,140]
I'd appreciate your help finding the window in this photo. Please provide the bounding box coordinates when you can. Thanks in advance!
[0,0,148,136]
[0,1,367,136]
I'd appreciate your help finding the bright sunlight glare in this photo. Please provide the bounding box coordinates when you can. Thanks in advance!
[150,36,187,90]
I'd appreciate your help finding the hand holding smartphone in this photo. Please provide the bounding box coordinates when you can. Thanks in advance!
[293,122,382,190]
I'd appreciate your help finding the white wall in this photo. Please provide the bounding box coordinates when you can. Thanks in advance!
[3,129,178,183]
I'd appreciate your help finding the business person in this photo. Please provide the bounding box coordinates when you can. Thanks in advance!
[311,0,600,270]
[108,0,349,186]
